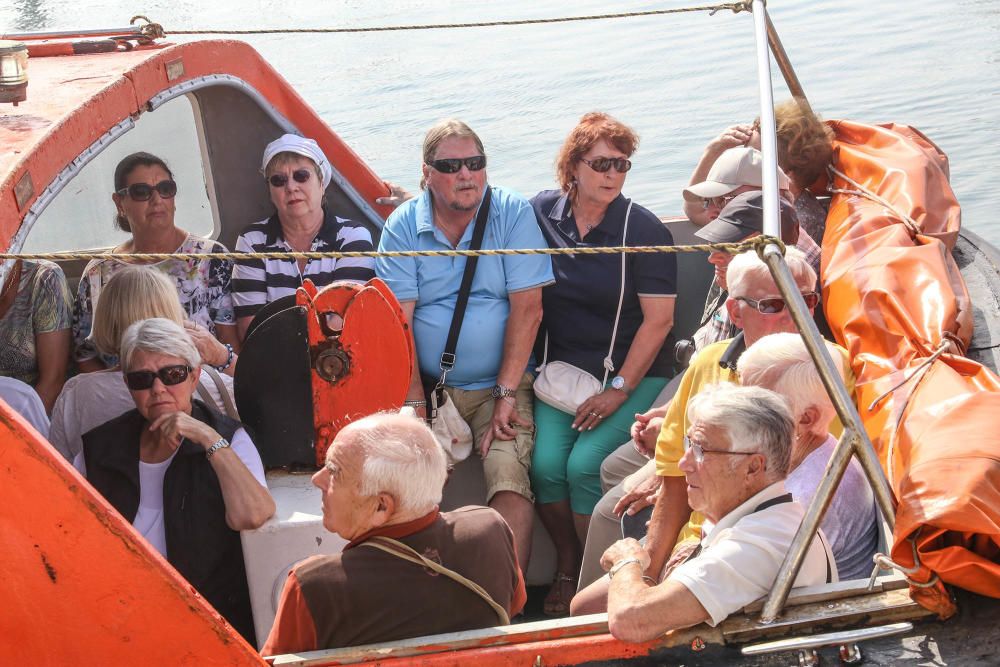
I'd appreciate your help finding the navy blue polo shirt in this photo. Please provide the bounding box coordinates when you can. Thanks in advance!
[530,190,678,379]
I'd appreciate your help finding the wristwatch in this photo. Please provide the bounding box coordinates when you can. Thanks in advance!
[491,384,516,400]
[610,375,630,394]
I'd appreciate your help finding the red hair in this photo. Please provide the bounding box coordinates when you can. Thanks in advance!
[555,112,639,192]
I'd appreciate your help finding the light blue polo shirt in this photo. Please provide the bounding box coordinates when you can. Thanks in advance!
[376,185,554,389]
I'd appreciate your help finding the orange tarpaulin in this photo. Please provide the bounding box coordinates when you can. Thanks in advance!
[822,120,1000,616]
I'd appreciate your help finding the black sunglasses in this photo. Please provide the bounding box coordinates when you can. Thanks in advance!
[116,180,178,201]
[125,364,192,391]
[582,157,632,174]
[268,169,313,188]
[426,155,487,174]
[734,292,820,314]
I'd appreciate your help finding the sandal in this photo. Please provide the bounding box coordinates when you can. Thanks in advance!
[543,572,578,617]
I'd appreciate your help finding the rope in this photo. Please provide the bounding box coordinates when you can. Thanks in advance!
[151,3,752,36]
[0,235,782,264]
[867,339,954,411]
[867,530,941,590]
[827,165,922,237]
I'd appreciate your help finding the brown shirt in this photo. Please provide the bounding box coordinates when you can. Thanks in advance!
[262,506,526,656]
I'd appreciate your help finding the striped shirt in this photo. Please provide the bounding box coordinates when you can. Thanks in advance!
[231,210,376,319]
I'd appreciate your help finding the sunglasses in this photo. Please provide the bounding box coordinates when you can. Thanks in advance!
[268,169,313,188]
[684,435,757,465]
[734,292,820,314]
[702,193,741,210]
[582,157,632,174]
[426,155,487,174]
[116,180,178,201]
[125,364,192,391]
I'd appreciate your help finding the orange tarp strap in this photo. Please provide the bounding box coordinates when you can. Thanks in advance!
[822,120,1000,616]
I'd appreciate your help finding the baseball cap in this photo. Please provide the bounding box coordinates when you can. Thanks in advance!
[682,146,790,202]
[694,190,799,244]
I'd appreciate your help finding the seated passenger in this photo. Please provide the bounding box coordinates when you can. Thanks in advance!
[72,152,237,371]
[601,384,835,642]
[263,412,526,655]
[74,317,273,643]
[231,134,376,340]
[52,267,238,462]
[737,333,878,580]
[0,375,51,437]
[0,259,72,412]
[529,112,677,616]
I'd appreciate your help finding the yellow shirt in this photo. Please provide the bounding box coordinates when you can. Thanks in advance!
[653,337,855,548]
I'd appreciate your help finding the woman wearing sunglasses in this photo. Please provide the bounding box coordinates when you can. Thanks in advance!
[53,267,238,464]
[231,134,376,341]
[73,316,273,643]
[72,152,239,372]
[528,112,678,616]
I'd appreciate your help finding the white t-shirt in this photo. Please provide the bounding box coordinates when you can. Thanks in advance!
[0,376,50,438]
[73,427,267,556]
[50,367,236,462]
[669,481,835,626]
[786,434,878,580]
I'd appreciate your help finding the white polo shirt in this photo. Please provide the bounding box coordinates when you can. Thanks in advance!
[669,481,836,626]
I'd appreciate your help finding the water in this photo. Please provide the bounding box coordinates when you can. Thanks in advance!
[3,0,1000,245]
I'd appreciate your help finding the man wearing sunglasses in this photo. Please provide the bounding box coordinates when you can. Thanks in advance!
[376,119,554,572]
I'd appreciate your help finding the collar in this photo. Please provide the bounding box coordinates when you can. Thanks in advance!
[703,480,789,545]
[416,188,490,247]
[263,207,338,247]
[548,192,629,241]
[344,508,441,550]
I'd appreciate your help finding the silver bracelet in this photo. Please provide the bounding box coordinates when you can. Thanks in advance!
[403,399,426,408]
[205,437,231,460]
[608,557,643,580]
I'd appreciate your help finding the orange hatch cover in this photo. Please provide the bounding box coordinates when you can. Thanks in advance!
[822,120,1000,617]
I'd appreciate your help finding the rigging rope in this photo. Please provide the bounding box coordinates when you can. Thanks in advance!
[149,3,752,36]
[0,235,784,263]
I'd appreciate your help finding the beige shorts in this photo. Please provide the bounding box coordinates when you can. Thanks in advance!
[445,373,535,503]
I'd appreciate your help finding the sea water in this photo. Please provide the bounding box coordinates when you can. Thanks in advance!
[3,0,999,244]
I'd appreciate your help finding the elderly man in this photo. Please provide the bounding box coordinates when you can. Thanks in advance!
[573,248,849,605]
[602,384,833,642]
[262,413,526,655]
[376,119,553,568]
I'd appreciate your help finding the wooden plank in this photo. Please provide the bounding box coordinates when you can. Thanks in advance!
[741,573,907,613]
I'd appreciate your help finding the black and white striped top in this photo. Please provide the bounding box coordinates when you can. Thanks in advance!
[231,210,376,319]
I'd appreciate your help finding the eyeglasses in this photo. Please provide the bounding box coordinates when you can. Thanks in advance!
[116,180,178,201]
[124,364,192,391]
[268,169,313,188]
[581,157,632,173]
[426,155,487,174]
[734,292,820,314]
[684,435,757,465]
[701,193,741,210]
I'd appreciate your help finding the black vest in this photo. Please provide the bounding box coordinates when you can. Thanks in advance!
[82,400,256,643]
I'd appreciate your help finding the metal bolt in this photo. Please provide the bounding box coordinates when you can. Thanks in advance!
[798,649,820,666]
[839,643,863,664]
[691,636,706,652]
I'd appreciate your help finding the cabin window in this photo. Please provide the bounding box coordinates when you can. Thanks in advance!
[22,94,218,253]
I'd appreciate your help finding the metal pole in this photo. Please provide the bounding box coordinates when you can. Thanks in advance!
[761,429,855,622]
[0,27,145,41]
[764,13,813,115]
[751,1,782,242]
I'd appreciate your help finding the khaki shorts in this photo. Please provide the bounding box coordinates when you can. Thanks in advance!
[445,373,535,503]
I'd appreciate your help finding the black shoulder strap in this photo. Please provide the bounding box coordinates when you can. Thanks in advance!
[751,492,793,514]
[751,492,833,583]
[438,185,492,383]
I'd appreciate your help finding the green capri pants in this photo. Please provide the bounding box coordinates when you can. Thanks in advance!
[530,376,668,514]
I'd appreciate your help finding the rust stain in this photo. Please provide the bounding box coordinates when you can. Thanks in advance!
[35,547,57,583]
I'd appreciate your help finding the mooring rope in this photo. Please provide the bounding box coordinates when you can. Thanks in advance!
[0,235,785,264]
[148,3,753,36]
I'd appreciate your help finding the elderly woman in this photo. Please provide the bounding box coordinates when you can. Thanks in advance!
[0,259,72,412]
[231,134,377,340]
[529,112,677,615]
[53,267,238,463]
[72,152,238,372]
[737,332,877,580]
[74,317,273,643]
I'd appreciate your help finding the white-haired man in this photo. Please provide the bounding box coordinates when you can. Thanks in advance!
[738,332,877,580]
[262,412,526,655]
[602,384,834,642]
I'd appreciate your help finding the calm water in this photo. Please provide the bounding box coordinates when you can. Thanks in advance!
[3,0,1000,244]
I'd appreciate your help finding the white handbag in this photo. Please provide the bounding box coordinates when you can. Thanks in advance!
[533,201,632,414]
[426,387,473,465]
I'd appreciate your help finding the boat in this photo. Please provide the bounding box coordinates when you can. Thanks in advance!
[2,5,999,665]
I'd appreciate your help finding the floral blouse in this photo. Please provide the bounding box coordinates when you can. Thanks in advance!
[72,235,235,365]
[0,260,73,385]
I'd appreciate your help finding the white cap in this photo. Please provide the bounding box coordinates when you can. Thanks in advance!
[261,134,333,188]
[682,146,790,202]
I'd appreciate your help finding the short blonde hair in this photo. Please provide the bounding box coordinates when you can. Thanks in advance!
[772,98,834,189]
[90,266,184,357]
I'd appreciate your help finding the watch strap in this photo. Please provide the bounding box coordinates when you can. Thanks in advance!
[205,437,231,460]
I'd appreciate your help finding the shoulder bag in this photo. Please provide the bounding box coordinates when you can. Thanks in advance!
[533,200,632,414]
